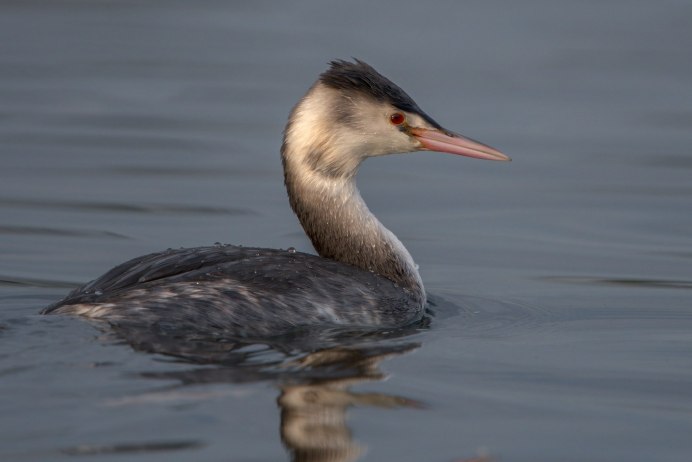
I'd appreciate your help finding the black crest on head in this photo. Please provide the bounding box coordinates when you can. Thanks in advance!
[319,59,441,128]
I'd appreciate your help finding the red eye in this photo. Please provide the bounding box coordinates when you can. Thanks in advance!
[390,112,405,125]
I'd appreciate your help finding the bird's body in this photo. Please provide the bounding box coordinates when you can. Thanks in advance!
[42,246,420,336]
[43,59,508,337]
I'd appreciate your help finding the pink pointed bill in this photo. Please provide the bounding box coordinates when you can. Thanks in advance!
[411,127,510,161]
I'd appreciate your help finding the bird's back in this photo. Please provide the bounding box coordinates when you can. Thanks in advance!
[43,245,424,337]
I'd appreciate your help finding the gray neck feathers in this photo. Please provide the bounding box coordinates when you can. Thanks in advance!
[281,88,425,303]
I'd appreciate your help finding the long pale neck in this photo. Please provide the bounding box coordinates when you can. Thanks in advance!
[282,151,425,303]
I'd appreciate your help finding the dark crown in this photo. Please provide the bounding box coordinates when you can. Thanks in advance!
[319,59,441,128]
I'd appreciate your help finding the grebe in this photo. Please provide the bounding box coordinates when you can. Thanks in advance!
[42,59,509,337]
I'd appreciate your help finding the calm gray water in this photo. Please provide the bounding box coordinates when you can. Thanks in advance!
[1,1,691,461]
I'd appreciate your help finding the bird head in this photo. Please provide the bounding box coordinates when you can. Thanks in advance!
[282,59,509,179]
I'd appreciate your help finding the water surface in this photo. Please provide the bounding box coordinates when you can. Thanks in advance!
[1,1,691,461]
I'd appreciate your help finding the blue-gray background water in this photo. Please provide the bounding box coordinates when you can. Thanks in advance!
[1,1,691,461]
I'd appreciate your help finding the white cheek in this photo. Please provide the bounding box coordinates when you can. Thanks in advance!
[356,116,415,156]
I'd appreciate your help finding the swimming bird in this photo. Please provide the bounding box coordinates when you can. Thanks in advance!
[42,59,509,337]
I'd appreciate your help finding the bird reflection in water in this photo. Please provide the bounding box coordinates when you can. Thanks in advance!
[108,320,428,462]
[72,298,491,461]
[279,345,424,462]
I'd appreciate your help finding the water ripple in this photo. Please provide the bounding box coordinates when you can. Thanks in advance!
[107,165,270,178]
[0,197,255,216]
[432,295,559,338]
[541,276,692,290]
[0,275,79,289]
[0,225,130,240]
[61,440,204,455]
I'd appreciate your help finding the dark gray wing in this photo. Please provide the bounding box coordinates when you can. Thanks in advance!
[42,246,249,310]
[42,246,422,335]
